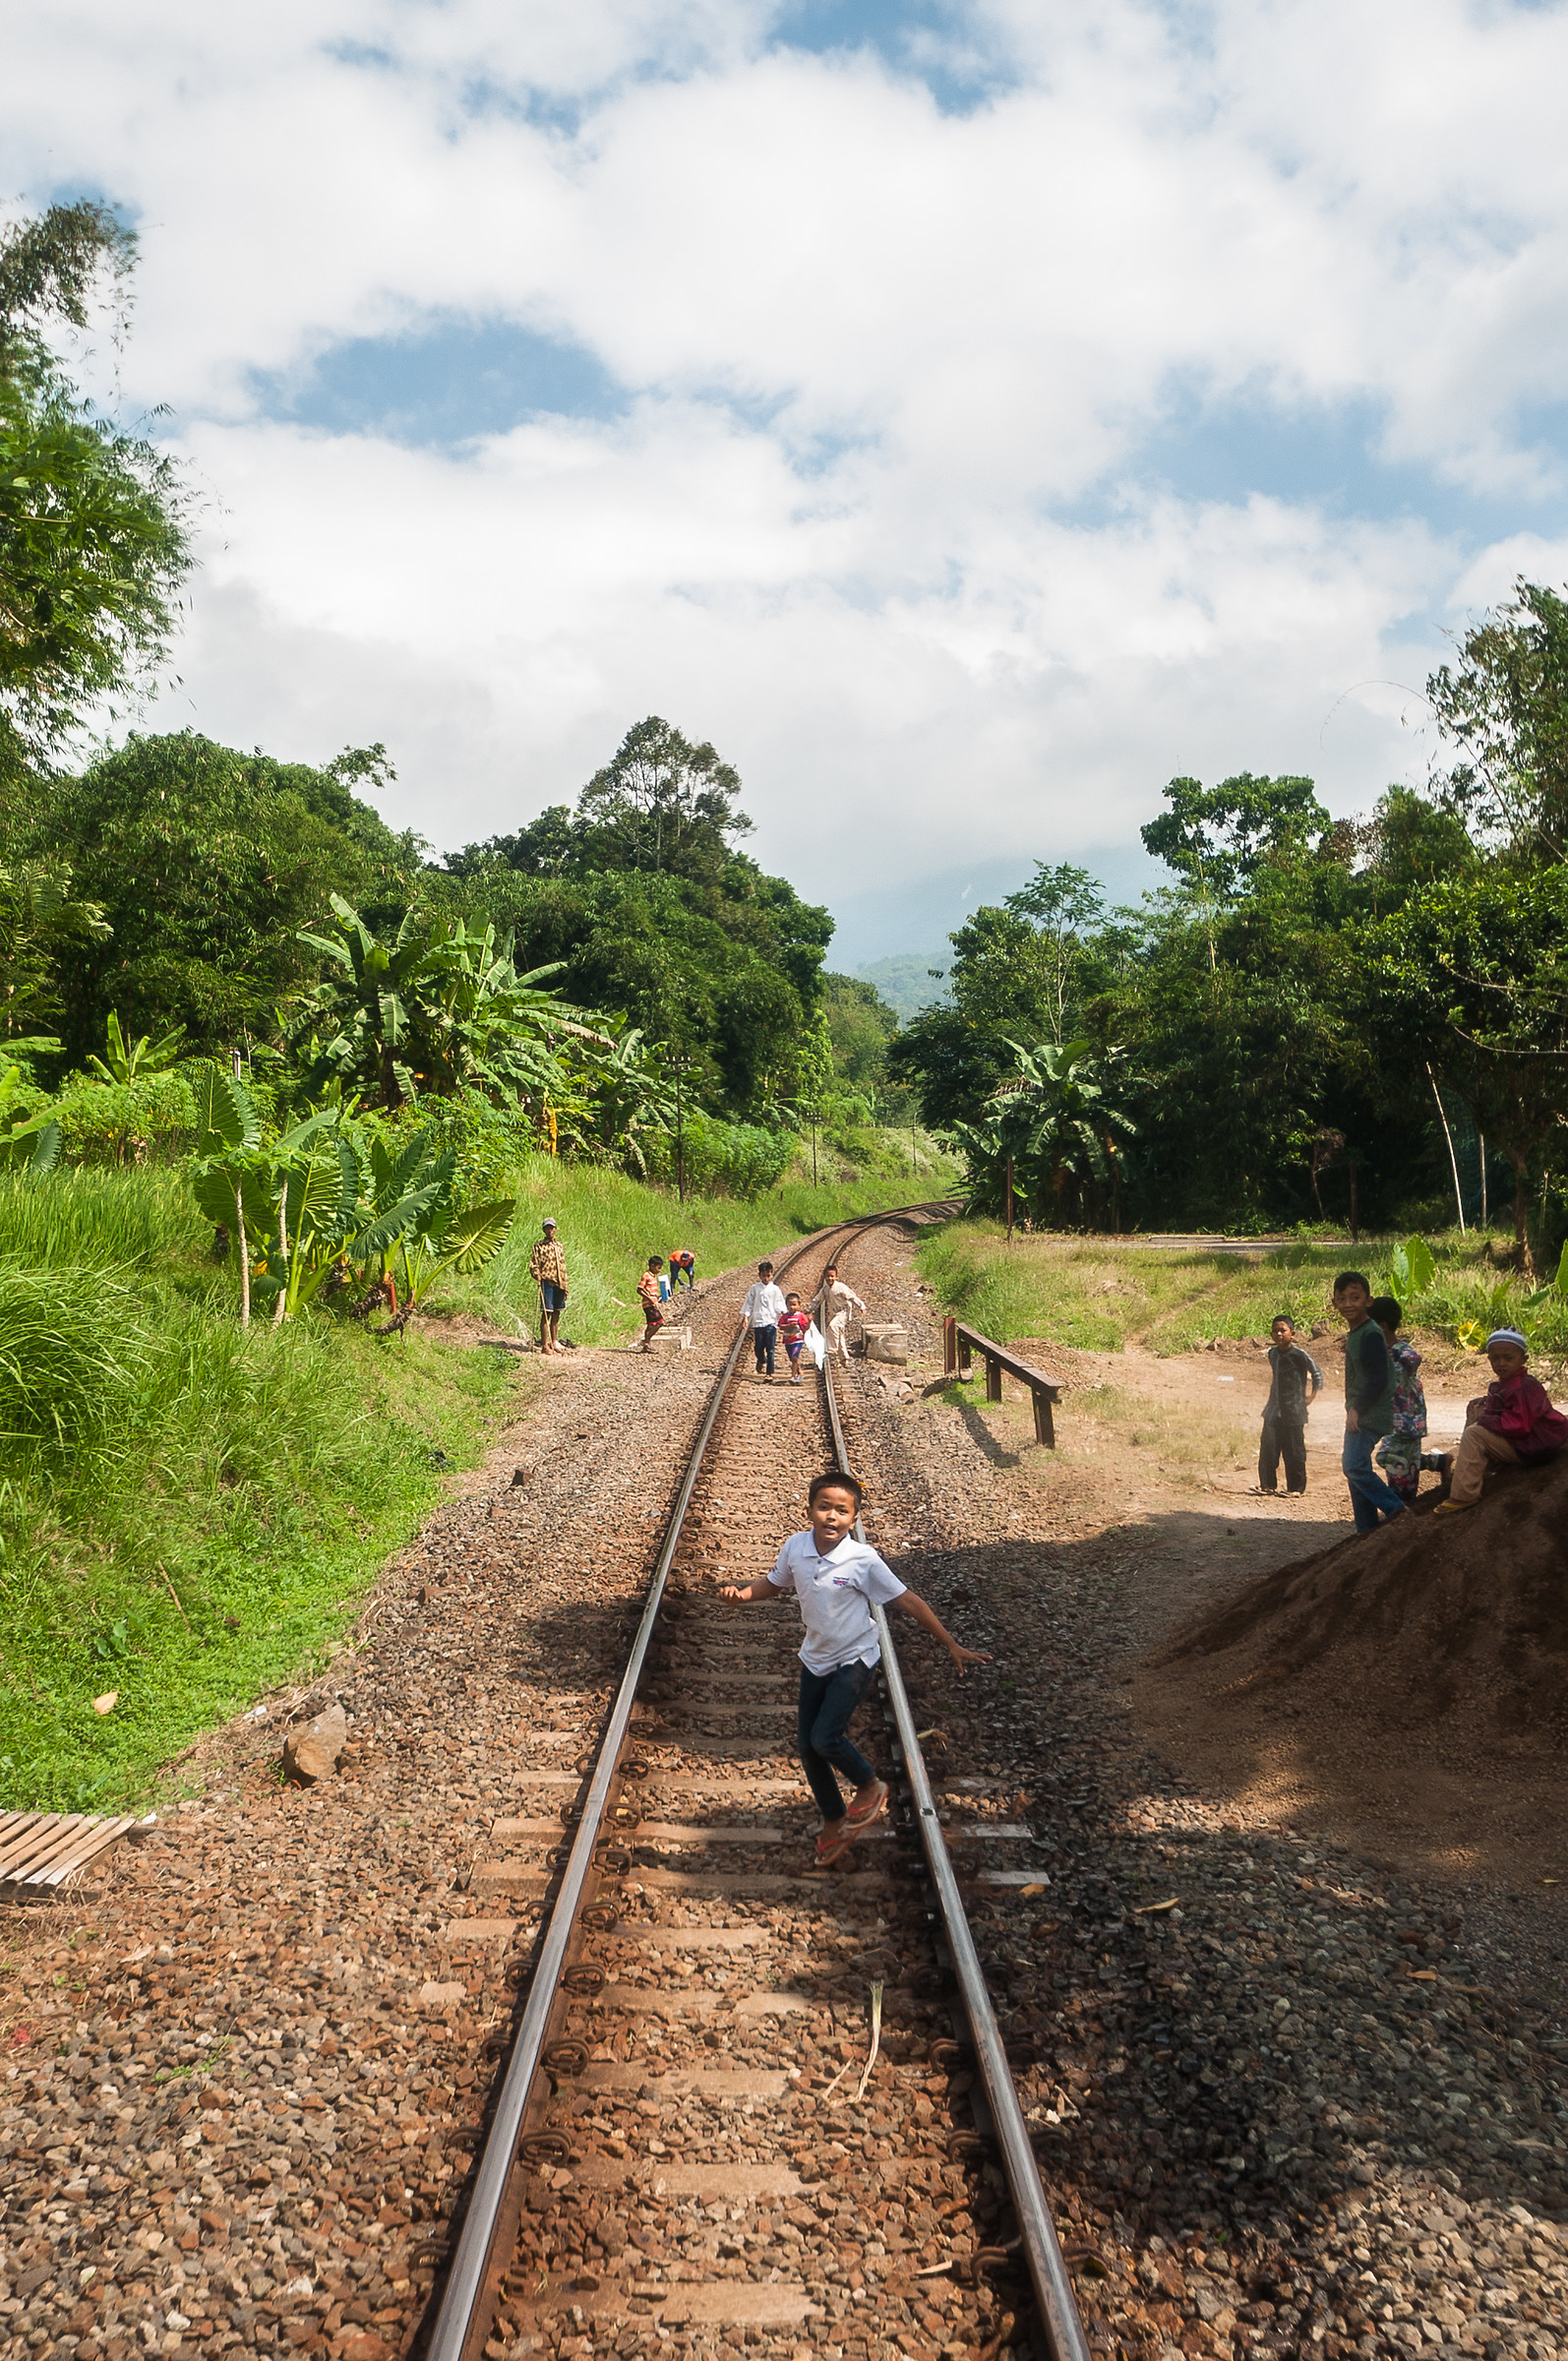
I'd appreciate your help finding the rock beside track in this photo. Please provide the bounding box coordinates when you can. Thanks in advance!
[283,1703,348,1785]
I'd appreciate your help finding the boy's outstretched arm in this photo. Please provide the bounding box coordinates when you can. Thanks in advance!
[892,1588,992,1674]
[719,1577,783,1603]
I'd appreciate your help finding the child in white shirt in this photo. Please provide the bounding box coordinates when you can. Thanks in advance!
[737,1260,788,1379]
[721,1469,990,1864]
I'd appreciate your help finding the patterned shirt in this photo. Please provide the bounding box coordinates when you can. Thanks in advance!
[1389,1340,1427,1438]
[528,1238,568,1290]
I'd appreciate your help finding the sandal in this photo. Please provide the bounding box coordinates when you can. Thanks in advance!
[815,1823,855,1866]
[844,1780,888,1828]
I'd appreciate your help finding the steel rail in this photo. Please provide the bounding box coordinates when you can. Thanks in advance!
[424,1202,948,2361]
[820,1356,1093,2361]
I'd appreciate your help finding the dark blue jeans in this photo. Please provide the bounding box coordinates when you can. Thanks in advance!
[752,1322,777,1374]
[1343,1426,1407,1534]
[798,1660,877,1823]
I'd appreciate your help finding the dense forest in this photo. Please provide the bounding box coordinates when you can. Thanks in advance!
[887,673,1568,1256]
[4,198,1567,1259]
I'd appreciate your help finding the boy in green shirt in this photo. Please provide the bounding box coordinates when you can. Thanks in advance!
[1334,1270,1407,1533]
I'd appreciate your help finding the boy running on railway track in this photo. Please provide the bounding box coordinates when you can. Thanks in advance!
[720,1469,991,1865]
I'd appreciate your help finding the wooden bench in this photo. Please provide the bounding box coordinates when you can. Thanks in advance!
[941,1318,1063,1447]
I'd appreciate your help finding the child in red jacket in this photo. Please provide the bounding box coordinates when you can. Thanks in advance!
[1434,1328,1568,1513]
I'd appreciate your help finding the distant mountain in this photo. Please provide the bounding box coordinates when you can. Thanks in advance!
[853,951,951,1024]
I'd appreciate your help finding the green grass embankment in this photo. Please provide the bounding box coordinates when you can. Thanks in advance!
[456,1156,957,1347]
[1,1161,952,1813]
[914,1222,1544,1356]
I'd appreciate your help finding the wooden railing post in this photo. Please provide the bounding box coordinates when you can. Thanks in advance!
[957,1330,973,1381]
[1033,1388,1055,1448]
[943,1315,957,1378]
[985,1354,1002,1404]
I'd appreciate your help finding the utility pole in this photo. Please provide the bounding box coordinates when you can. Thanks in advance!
[675,1056,686,1205]
[1005,1155,1014,1243]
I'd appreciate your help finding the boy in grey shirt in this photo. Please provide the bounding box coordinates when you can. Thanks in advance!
[1257,1313,1323,1495]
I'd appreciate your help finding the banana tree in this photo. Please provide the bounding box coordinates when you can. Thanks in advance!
[350,1127,514,1322]
[188,1062,267,1326]
[959,1037,1137,1229]
[579,1025,677,1175]
[85,1008,186,1085]
[291,896,610,1111]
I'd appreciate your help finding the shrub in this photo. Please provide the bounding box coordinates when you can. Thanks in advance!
[643,1111,791,1199]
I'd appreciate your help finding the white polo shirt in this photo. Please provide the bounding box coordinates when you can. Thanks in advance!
[767,1531,907,1673]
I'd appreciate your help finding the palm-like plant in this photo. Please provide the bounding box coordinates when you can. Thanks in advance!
[187,1060,515,1326]
[84,1007,186,1084]
[955,1037,1136,1229]
[290,896,611,1112]
[0,1060,60,1172]
[579,1025,677,1176]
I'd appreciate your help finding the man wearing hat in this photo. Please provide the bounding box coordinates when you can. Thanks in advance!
[529,1217,569,1356]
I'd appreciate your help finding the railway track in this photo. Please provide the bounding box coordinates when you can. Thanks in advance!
[424,1207,1087,2361]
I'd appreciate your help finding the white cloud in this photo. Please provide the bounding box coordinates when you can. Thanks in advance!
[8,0,1568,913]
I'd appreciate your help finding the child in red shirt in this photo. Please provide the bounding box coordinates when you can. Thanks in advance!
[1435,1328,1568,1512]
[778,1292,813,1386]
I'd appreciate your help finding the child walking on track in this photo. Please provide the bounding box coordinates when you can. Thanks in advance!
[739,1260,788,1378]
[720,1469,990,1866]
[778,1291,812,1385]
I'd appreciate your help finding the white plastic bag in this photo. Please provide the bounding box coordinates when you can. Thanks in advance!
[804,1320,826,1369]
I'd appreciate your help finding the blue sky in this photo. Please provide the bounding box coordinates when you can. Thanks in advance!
[9,0,1568,959]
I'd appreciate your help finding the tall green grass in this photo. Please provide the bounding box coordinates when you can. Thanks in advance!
[0,1170,512,1813]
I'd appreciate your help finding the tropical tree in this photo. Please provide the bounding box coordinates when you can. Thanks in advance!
[954,1038,1136,1229]
[1426,578,1568,860]
[289,895,609,1114]
[0,864,110,1043]
[574,715,754,878]
[0,203,193,762]
[1364,863,1568,1260]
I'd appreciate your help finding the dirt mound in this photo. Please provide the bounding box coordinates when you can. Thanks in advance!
[1147,1457,1568,1759]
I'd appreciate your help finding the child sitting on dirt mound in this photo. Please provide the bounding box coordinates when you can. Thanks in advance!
[1434,1328,1568,1514]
